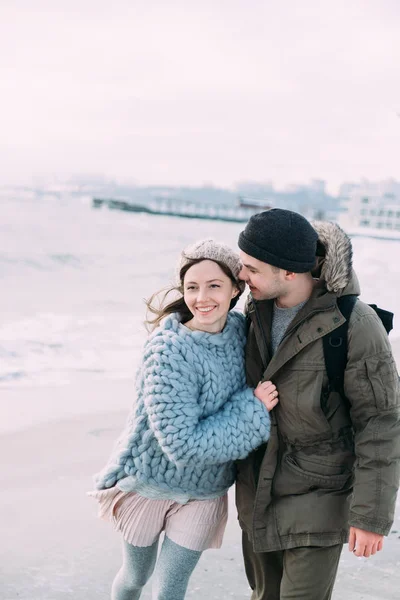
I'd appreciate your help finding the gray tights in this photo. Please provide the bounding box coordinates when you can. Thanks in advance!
[111,536,202,600]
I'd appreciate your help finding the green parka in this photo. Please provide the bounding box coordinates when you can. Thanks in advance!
[236,222,400,552]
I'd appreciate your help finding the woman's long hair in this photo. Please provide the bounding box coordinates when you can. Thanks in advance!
[145,258,242,331]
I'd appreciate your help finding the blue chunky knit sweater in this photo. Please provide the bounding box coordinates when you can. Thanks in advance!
[94,311,271,502]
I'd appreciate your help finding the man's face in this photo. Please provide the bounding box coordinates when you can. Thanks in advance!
[239,251,287,301]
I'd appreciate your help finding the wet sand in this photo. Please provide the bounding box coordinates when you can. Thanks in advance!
[1,339,400,599]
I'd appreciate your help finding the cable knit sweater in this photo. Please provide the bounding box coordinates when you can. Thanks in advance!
[94,311,271,503]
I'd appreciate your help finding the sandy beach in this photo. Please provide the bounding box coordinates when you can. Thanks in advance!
[1,340,400,599]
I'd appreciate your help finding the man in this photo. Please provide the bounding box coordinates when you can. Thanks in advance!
[236,208,400,600]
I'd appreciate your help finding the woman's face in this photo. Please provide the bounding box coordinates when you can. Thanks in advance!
[183,260,238,333]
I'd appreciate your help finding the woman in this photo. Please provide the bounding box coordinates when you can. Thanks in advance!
[89,239,278,600]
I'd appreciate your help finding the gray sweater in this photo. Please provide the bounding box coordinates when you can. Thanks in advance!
[271,300,306,355]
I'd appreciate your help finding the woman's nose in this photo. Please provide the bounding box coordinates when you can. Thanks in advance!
[197,287,208,301]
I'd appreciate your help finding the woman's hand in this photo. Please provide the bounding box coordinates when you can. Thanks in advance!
[254,380,279,411]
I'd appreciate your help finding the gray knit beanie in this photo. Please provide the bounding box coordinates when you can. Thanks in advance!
[178,239,245,294]
[238,209,318,273]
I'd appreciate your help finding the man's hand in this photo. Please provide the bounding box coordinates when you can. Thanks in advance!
[348,526,384,557]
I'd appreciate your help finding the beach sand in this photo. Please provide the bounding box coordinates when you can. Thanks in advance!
[1,339,400,599]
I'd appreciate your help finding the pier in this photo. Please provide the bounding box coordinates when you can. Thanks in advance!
[92,196,271,223]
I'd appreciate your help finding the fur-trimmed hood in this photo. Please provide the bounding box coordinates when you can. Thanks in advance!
[311,221,359,296]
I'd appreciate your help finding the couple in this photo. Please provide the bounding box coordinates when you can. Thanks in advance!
[90,209,400,600]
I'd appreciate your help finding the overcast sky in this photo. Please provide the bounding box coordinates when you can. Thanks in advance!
[1,0,399,192]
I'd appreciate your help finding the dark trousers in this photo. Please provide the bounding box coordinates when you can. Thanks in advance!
[242,532,342,600]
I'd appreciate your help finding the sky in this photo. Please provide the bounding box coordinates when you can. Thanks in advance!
[1,0,399,193]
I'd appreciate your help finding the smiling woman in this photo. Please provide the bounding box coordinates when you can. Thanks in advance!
[89,238,279,600]
[144,239,246,332]
[183,260,240,333]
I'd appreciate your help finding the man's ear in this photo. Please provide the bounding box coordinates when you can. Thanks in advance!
[284,271,296,281]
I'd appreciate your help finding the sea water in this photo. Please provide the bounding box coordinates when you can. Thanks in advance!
[1,194,399,428]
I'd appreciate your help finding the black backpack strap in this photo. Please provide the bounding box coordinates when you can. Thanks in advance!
[323,296,394,397]
[368,305,394,334]
[323,295,358,396]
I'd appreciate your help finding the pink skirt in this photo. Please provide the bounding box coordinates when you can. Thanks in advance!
[88,488,228,552]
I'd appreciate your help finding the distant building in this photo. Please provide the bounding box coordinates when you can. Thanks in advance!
[339,181,400,232]
[235,179,340,220]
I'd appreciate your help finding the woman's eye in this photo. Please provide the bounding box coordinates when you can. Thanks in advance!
[210,284,220,288]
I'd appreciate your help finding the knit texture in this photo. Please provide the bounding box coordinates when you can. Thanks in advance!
[94,311,271,502]
[112,538,201,600]
[238,209,318,272]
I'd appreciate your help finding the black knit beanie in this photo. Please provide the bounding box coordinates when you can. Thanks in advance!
[238,209,318,273]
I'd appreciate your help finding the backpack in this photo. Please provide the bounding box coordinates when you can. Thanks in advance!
[323,295,394,397]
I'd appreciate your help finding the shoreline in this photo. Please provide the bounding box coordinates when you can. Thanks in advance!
[1,330,399,597]
[0,376,134,435]
[1,337,399,437]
